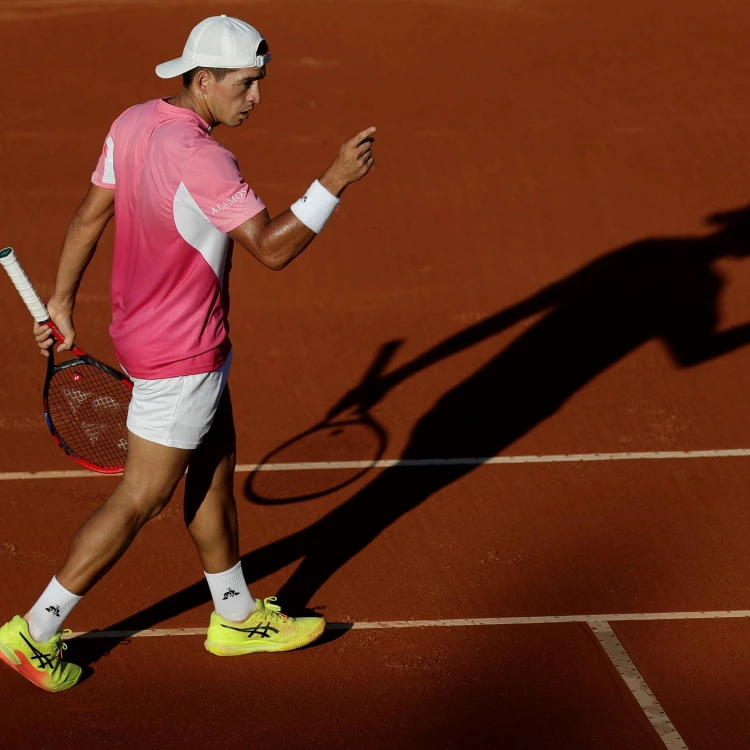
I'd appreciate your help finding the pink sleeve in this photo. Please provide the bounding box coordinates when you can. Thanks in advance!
[182,144,266,233]
[91,131,116,189]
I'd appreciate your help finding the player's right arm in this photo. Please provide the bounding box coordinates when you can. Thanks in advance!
[34,184,115,356]
[229,127,375,270]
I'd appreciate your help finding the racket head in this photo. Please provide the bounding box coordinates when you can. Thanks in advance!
[43,349,133,474]
[245,413,387,505]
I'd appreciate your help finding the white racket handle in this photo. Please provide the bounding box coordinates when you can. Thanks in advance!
[0,247,50,323]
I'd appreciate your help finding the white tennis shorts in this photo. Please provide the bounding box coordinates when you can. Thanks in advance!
[125,351,232,449]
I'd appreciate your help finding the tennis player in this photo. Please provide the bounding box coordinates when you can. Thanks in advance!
[0,15,375,692]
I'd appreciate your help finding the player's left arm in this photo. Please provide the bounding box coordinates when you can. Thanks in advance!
[34,184,115,356]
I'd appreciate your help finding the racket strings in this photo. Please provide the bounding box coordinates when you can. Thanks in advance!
[47,364,131,469]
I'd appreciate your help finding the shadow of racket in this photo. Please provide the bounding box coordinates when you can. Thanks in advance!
[245,339,402,505]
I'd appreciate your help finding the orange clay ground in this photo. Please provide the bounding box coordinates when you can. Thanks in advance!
[3,1,750,748]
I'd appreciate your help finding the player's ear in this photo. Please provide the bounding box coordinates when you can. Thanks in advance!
[195,69,212,94]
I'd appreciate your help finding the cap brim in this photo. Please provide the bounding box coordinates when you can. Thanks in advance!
[155,57,196,79]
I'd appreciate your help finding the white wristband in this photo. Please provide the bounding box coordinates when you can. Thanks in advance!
[290,179,340,234]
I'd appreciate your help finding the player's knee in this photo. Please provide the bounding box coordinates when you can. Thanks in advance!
[115,479,178,524]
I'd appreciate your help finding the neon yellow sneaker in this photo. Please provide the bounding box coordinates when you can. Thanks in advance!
[205,596,326,656]
[0,615,81,692]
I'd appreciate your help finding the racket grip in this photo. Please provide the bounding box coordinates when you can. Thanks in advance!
[0,247,50,324]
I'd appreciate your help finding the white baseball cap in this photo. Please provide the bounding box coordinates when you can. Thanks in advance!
[155,15,270,79]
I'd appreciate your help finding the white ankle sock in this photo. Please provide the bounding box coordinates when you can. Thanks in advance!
[204,562,254,622]
[26,577,83,642]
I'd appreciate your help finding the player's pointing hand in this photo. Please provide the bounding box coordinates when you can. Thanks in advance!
[319,127,376,196]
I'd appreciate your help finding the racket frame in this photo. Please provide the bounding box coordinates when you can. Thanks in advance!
[0,246,133,474]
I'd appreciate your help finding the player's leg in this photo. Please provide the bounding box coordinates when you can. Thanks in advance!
[184,388,240,575]
[0,434,192,692]
[183,390,326,655]
[54,433,193,596]
[184,388,254,623]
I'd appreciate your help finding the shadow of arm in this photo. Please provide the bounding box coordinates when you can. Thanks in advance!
[328,281,562,418]
[666,322,750,367]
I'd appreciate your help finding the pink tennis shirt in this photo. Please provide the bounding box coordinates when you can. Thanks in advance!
[91,98,266,378]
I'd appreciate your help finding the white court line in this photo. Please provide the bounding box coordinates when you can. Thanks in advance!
[0,469,109,480]
[65,609,750,639]
[590,622,688,750]
[4,448,750,481]
[238,448,750,472]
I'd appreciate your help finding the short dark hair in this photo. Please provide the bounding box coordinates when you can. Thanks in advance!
[182,67,239,87]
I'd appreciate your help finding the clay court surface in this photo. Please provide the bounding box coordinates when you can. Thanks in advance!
[4,0,750,747]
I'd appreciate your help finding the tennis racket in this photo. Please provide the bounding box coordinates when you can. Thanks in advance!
[244,340,401,505]
[0,247,133,474]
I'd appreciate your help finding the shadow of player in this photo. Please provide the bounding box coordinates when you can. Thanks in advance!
[71,205,750,663]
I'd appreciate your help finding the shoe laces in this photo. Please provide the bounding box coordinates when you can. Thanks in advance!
[259,597,290,623]
[48,630,73,673]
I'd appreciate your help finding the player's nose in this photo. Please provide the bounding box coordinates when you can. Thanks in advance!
[248,82,261,105]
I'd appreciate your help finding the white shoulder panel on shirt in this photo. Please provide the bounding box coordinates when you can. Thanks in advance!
[103,135,116,184]
[173,182,229,285]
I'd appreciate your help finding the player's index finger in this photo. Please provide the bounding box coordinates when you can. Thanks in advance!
[352,126,376,145]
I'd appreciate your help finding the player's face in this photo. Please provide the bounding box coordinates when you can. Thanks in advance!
[211,67,265,127]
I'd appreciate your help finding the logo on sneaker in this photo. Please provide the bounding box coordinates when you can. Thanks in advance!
[221,622,279,639]
[45,606,61,617]
[222,588,239,600]
[19,633,56,670]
